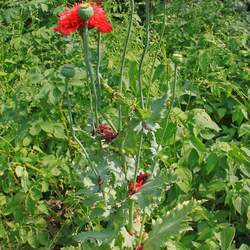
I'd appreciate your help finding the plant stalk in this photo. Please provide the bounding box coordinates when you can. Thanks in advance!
[146,1,167,107]
[128,0,150,234]
[138,0,150,108]
[118,0,135,131]
[128,198,134,234]
[138,212,147,245]
[64,78,99,178]
[96,31,102,103]
[128,132,144,233]
[152,63,178,174]
[81,23,99,127]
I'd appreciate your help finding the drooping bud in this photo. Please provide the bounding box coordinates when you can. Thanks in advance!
[61,64,75,78]
[173,52,184,64]
[78,3,94,21]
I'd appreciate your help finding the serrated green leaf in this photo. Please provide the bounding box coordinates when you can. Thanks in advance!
[133,176,164,209]
[74,230,113,244]
[144,201,193,250]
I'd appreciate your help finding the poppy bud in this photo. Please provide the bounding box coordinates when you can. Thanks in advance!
[78,3,94,21]
[61,64,75,78]
[173,52,183,64]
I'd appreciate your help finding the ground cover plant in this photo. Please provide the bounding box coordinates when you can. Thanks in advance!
[0,0,250,249]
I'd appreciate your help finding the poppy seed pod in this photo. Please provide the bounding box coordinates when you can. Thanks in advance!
[61,64,75,78]
[78,3,94,21]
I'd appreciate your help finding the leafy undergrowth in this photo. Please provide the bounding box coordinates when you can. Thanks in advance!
[0,0,249,249]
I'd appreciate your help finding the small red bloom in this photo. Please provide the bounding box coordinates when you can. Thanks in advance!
[134,244,144,250]
[54,3,112,36]
[128,173,150,196]
[96,123,118,142]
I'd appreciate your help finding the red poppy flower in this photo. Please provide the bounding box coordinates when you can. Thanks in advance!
[128,173,150,196]
[96,123,118,142]
[54,3,112,36]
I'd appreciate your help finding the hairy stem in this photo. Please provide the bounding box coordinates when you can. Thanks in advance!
[128,0,150,234]
[64,78,99,178]
[128,199,134,234]
[152,63,178,174]
[128,132,144,233]
[118,0,135,131]
[138,212,146,245]
[96,31,102,103]
[146,1,167,107]
[160,64,177,146]
[81,23,99,127]
[133,132,144,187]
[138,0,150,108]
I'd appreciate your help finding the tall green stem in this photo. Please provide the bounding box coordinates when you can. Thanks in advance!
[152,63,178,174]
[128,132,144,233]
[133,133,144,188]
[138,0,150,108]
[81,23,99,127]
[118,0,134,131]
[128,0,150,234]
[138,212,146,245]
[64,78,99,178]
[127,199,134,234]
[146,1,167,107]
[160,64,177,146]
[96,31,102,102]
[86,71,95,129]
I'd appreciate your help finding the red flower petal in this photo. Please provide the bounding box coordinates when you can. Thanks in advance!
[54,3,112,36]
[128,173,150,196]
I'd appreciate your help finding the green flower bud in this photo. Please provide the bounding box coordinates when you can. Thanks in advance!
[61,64,75,78]
[173,53,184,64]
[78,3,94,21]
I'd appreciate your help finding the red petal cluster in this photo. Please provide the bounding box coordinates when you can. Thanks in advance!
[54,3,112,36]
[128,173,150,196]
[96,123,118,142]
[134,244,144,250]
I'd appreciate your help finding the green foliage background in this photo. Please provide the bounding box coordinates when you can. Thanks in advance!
[0,0,249,249]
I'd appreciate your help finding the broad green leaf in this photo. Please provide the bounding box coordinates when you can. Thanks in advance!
[148,93,168,122]
[220,227,235,250]
[53,123,65,139]
[229,145,250,166]
[144,200,193,250]
[239,123,250,137]
[232,196,248,215]
[190,135,206,153]
[175,167,192,193]
[40,121,54,134]
[15,166,29,192]
[74,230,113,244]
[152,64,166,83]
[190,109,220,132]
[205,153,218,174]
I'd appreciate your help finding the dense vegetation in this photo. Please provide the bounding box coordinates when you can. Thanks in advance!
[0,0,249,249]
